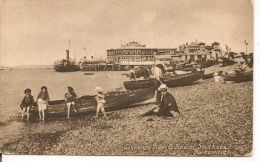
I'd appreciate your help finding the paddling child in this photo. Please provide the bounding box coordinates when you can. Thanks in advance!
[93,87,108,119]
[20,88,34,120]
[37,86,49,121]
[64,86,78,118]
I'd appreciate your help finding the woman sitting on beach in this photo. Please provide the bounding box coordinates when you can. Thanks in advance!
[20,88,34,120]
[37,86,49,121]
[93,87,108,119]
[64,86,78,118]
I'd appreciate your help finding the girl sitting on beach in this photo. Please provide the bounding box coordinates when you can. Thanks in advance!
[37,86,49,121]
[93,87,108,119]
[20,88,34,120]
[64,86,78,118]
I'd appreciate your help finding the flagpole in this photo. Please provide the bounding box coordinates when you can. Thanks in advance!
[245,40,248,55]
[68,40,70,51]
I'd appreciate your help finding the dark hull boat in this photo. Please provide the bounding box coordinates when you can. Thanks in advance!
[224,70,253,82]
[123,71,204,90]
[84,72,94,75]
[161,70,204,87]
[54,64,79,72]
[203,73,214,79]
[30,88,155,117]
[54,49,79,72]
[199,60,215,68]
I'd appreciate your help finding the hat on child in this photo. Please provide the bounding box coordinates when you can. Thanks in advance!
[24,88,31,94]
[95,87,103,92]
[68,86,74,90]
[158,84,168,91]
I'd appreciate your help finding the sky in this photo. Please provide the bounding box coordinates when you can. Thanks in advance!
[0,0,255,66]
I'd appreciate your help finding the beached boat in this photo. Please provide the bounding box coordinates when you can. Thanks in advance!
[123,70,204,90]
[224,70,253,82]
[29,88,155,117]
[199,60,215,68]
[203,72,214,79]
[84,72,94,75]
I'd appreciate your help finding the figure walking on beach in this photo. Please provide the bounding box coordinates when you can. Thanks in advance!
[129,66,137,81]
[37,86,49,121]
[20,88,34,120]
[141,84,180,118]
[64,86,78,118]
[154,64,165,105]
[93,87,108,119]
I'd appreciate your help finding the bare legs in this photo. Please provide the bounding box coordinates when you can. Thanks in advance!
[22,107,30,120]
[39,110,45,121]
[93,103,107,119]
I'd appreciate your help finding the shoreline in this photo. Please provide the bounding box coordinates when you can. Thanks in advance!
[0,75,253,156]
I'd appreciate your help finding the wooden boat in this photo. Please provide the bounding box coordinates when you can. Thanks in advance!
[224,70,253,82]
[199,60,214,68]
[123,70,204,90]
[29,88,155,117]
[161,70,204,87]
[123,78,155,90]
[84,72,94,75]
[203,73,214,79]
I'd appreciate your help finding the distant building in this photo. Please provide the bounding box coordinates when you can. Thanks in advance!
[178,40,224,61]
[107,41,177,68]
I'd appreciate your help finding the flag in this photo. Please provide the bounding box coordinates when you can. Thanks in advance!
[245,40,248,45]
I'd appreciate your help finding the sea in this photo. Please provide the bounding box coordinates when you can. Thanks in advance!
[0,68,130,150]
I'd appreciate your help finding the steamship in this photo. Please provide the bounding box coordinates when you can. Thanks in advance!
[54,50,79,72]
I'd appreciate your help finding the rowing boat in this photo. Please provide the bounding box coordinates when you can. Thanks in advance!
[224,70,253,82]
[84,72,94,75]
[123,70,204,90]
[29,88,155,117]
[161,70,204,87]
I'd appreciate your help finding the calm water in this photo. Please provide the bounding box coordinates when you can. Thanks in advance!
[0,68,129,149]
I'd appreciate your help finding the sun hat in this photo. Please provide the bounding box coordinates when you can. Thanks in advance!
[68,86,74,90]
[24,88,31,94]
[158,84,168,91]
[41,86,47,91]
[95,87,103,92]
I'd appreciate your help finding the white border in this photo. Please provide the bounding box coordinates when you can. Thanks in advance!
[2,0,260,162]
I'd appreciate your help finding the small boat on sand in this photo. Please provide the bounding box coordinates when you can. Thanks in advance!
[224,70,253,82]
[29,88,155,117]
[123,70,204,90]
[84,73,94,75]
[203,73,214,79]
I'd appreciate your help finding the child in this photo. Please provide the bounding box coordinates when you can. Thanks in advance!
[93,87,108,119]
[37,86,49,121]
[64,86,78,118]
[20,88,34,120]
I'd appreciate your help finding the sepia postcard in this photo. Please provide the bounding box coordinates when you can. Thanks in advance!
[0,0,258,160]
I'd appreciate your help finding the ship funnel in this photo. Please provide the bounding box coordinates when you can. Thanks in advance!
[66,50,69,60]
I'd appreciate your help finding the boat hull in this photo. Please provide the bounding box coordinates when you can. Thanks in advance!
[123,71,204,90]
[162,71,204,87]
[29,88,155,117]
[54,65,79,72]
[224,71,253,82]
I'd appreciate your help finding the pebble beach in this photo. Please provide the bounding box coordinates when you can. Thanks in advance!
[0,65,253,156]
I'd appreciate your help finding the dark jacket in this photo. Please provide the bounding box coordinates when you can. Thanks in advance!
[158,92,180,116]
[21,94,34,108]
